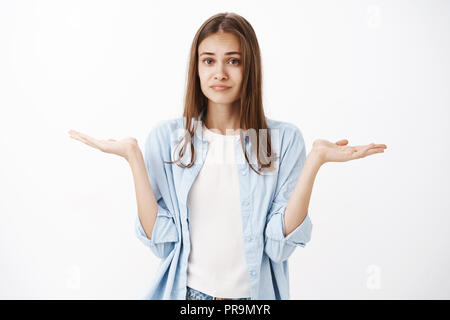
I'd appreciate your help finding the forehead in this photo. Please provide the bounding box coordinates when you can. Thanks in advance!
[198,32,240,53]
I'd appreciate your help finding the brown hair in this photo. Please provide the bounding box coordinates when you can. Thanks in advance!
[164,12,277,175]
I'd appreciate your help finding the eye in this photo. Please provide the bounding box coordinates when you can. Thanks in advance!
[201,58,241,66]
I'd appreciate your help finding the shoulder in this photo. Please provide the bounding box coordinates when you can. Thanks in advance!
[265,117,305,146]
[148,117,183,136]
[145,117,185,151]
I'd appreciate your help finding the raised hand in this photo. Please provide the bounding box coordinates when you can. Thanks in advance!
[68,129,139,161]
[312,138,387,165]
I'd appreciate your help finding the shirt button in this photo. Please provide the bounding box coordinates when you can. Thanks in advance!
[250,270,256,276]
[241,169,247,175]
[243,200,249,207]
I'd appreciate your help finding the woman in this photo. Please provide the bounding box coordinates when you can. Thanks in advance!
[68,12,387,300]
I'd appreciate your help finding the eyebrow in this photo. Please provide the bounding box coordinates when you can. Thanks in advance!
[199,51,241,57]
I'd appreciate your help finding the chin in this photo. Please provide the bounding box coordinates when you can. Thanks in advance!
[210,99,236,105]
[208,94,239,104]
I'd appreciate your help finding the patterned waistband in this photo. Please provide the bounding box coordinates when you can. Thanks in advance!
[186,286,251,300]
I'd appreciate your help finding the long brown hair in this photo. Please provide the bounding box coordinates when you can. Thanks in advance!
[165,12,277,175]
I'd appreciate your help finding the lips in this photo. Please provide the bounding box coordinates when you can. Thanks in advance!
[210,85,231,91]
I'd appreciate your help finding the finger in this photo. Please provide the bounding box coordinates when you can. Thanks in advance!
[75,131,97,142]
[352,144,374,159]
[335,139,348,146]
[353,144,373,154]
[364,148,385,157]
[77,132,102,145]
[77,135,101,149]
[366,143,387,150]
[71,133,102,150]
[68,130,80,139]
[361,143,379,152]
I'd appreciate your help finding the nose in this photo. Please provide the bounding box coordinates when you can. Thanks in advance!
[213,62,228,80]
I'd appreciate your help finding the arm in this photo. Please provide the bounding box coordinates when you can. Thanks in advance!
[264,127,314,263]
[68,127,179,259]
[283,151,322,236]
[283,138,387,236]
[263,127,386,263]
[127,146,159,240]
[130,128,179,259]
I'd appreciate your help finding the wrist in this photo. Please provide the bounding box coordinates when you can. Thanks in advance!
[307,148,325,168]
[125,144,142,163]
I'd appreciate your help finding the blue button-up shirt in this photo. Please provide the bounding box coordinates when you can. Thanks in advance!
[135,111,313,300]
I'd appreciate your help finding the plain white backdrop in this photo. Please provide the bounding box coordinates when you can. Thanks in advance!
[1,0,449,299]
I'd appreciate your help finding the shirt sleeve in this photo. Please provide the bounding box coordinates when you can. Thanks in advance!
[134,125,179,259]
[264,126,313,264]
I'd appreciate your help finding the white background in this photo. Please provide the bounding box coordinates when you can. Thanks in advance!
[1,0,449,299]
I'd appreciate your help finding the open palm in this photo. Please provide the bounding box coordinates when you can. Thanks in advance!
[68,129,139,160]
[312,139,387,163]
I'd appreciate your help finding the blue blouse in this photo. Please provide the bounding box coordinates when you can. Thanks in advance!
[135,111,313,299]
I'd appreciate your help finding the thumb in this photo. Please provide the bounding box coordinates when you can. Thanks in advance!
[335,139,348,146]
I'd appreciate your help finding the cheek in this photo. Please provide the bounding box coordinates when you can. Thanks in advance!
[232,69,243,85]
[198,68,210,83]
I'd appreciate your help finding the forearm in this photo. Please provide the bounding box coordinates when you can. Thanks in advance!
[283,150,323,236]
[127,146,158,240]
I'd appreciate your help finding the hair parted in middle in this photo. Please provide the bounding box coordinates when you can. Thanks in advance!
[164,12,278,175]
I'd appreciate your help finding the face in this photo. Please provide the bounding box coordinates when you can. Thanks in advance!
[197,32,243,106]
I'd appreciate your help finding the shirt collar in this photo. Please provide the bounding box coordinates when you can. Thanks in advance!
[178,108,250,146]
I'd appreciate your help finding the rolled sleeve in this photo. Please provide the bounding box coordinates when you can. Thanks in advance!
[264,202,313,263]
[135,204,179,259]
[264,126,313,264]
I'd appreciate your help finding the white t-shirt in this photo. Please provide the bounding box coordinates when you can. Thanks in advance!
[186,123,251,298]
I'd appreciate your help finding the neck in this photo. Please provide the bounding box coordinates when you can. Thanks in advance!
[203,100,243,135]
